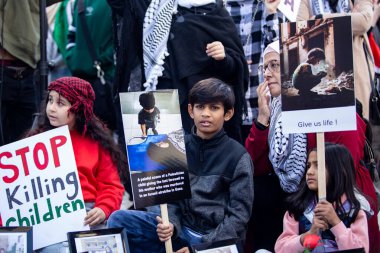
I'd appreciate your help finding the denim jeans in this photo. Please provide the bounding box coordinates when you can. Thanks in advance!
[108,210,203,253]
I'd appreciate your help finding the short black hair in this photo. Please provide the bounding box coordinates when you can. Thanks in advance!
[188,78,234,112]
[139,92,155,110]
[306,48,325,63]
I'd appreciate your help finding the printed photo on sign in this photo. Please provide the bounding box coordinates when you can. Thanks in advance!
[279,16,356,133]
[192,239,244,253]
[0,227,32,253]
[67,228,130,253]
[0,126,88,249]
[119,90,191,209]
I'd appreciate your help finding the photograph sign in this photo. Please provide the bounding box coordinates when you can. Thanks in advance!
[0,227,32,253]
[192,239,244,253]
[119,90,191,209]
[67,228,130,253]
[280,16,356,134]
[0,126,89,249]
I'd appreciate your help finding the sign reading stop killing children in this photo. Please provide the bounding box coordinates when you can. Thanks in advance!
[120,90,191,209]
[0,126,89,250]
[279,16,356,134]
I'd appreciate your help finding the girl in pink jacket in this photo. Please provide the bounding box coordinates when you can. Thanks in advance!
[275,143,370,253]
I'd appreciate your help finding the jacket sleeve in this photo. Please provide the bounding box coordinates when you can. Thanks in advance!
[94,148,125,218]
[202,153,254,241]
[275,211,305,253]
[331,210,369,253]
[245,122,272,176]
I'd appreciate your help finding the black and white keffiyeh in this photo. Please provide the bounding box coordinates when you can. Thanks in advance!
[310,0,350,14]
[268,96,308,193]
[143,0,178,91]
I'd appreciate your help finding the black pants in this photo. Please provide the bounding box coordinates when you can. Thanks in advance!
[0,66,37,145]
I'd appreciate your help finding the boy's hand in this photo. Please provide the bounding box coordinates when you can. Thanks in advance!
[156,216,174,242]
[176,247,190,253]
[315,200,341,226]
[256,81,271,126]
[84,207,106,226]
[206,41,226,61]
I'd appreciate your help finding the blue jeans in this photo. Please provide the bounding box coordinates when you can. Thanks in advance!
[108,210,203,253]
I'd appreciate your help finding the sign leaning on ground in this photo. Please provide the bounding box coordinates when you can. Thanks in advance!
[0,126,89,250]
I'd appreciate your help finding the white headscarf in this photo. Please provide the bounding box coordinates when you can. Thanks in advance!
[263,40,280,59]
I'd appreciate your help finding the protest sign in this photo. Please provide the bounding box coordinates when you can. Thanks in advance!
[0,126,89,249]
[120,90,191,209]
[280,16,356,134]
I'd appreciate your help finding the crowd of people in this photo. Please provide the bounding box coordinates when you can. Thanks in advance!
[1,0,380,252]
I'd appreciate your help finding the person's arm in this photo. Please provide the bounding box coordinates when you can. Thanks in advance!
[167,202,183,239]
[245,82,272,176]
[207,41,237,76]
[140,124,147,136]
[92,148,125,219]
[263,0,283,46]
[202,153,254,241]
[275,212,305,253]
[331,210,369,252]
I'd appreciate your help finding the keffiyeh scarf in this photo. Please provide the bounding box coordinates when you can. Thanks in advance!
[268,96,307,193]
[143,0,178,90]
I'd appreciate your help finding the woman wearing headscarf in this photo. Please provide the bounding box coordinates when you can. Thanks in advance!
[244,41,307,252]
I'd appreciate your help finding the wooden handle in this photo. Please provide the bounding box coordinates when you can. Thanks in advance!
[316,132,326,200]
[160,203,173,253]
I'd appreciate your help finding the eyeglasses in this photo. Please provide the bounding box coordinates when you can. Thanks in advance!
[258,60,280,75]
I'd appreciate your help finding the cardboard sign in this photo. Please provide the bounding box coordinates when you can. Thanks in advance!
[280,16,356,134]
[120,90,191,209]
[0,126,89,249]
[278,0,301,22]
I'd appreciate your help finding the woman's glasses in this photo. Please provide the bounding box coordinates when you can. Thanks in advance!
[258,60,280,75]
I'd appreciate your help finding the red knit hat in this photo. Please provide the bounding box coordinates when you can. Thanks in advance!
[48,77,95,135]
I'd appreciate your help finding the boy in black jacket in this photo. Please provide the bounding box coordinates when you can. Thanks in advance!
[108,78,254,253]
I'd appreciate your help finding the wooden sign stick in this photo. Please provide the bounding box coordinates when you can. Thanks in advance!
[316,132,326,200]
[160,203,173,253]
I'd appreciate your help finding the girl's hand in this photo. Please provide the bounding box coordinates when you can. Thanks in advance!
[256,81,271,126]
[309,215,328,234]
[156,216,174,242]
[176,247,190,253]
[206,41,226,61]
[84,207,106,226]
[315,200,341,226]
[265,0,281,14]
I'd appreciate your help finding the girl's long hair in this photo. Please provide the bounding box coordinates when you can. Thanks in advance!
[287,143,361,221]
[25,93,129,188]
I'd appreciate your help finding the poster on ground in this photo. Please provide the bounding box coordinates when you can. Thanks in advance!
[120,90,191,209]
[0,126,89,249]
[280,16,356,134]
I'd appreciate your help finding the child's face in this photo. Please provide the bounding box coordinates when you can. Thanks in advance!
[188,102,233,139]
[144,108,155,113]
[306,151,318,191]
[46,91,76,130]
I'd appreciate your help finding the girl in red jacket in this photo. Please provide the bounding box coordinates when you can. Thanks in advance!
[275,143,370,253]
[26,77,125,228]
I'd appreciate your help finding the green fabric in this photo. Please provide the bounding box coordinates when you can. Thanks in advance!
[65,0,115,79]
[53,0,70,59]
[0,0,40,68]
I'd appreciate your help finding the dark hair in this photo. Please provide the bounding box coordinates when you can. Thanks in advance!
[139,92,156,110]
[25,92,129,187]
[287,143,361,221]
[306,48,325,63]
[188,78,235,112]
